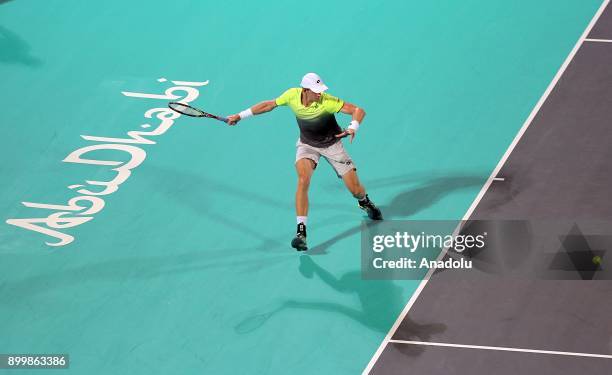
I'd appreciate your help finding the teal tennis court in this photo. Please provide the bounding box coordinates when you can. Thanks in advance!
[2,1,610,374]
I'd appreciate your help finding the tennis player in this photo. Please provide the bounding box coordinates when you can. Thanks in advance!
[227,73,382,251]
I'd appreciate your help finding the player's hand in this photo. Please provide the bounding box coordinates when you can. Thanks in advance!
[227,114,241,126]
[335,128,356,143]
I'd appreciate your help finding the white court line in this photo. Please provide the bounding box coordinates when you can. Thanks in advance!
[388,340,612,360]
[585,38,612,42]
[362,1,611,373]
[493,177,505,181]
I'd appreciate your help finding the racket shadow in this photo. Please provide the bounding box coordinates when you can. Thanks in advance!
[234,308,282,334]
[234,256,446,357]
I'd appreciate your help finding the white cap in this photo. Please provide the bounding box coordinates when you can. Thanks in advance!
[300,72,328,94]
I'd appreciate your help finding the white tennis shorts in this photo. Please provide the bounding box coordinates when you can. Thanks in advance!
[295,138,356,178]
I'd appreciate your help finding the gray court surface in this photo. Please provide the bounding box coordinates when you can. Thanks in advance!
[589,3,612,39]
[369,2,612,374]
[375,343,612,375]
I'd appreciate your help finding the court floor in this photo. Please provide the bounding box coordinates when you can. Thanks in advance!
[0,1,608,374]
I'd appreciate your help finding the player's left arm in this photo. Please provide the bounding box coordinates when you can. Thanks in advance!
[335,102,366,143]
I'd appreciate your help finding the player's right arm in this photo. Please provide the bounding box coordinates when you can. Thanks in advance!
[227,88,295,126]
[227,100,277,125]
[252,100,278,115]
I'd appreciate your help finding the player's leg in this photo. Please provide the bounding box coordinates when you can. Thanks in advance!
[342,169,383,220]
[292,140,320,251]
[292,158,315,251]
[341,169,365,199]
[322,141,383,220]
[295,158,315,220]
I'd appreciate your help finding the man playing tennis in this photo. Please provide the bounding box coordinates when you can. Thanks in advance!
[227,73,382,251]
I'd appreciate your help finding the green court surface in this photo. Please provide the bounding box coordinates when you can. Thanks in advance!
[0,1,601,374]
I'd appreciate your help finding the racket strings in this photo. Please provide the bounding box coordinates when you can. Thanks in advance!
[169,102,204,117]
[167,102,227,123]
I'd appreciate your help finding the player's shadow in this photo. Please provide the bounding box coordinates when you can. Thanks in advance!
[0,248,294,304]
[143,166,484,254]
[0,25,43,67]
[235,256,446,356]
[309,175,486,254]
[142,165,294,252]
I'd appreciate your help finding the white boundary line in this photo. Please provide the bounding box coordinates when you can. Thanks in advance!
[362,1,610,373]
[585,38,612,42]
[388,340,612,360]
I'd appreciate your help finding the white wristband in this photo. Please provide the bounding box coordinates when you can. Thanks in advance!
[348,120,360,132]
[239,108,253,120]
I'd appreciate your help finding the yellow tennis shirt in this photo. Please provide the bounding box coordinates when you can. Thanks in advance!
[275,88,345,147]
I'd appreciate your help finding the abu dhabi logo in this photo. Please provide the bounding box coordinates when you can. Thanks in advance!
[6,78,209,247]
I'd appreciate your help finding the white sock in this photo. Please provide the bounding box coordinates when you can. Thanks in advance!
[297,216,308,225]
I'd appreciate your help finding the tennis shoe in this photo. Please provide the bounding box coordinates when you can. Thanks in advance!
[359,195,383,220]
[291,223,308,251]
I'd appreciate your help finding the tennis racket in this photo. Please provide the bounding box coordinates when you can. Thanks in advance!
[168,102,228,123]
